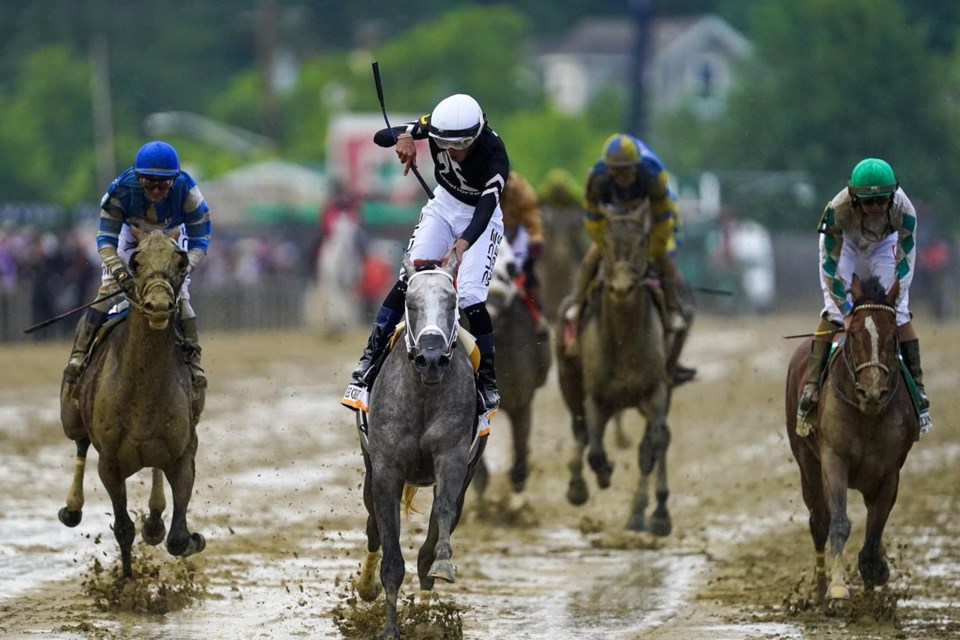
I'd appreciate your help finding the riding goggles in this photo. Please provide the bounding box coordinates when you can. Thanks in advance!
[431,135,478,151]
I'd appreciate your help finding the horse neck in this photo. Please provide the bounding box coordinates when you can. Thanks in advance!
[600,280,650,343]
[120,310,180,381]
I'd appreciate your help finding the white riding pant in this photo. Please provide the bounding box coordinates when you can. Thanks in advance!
[818,230,913,326]
[95,223,195,319]
[509,226,531,265]
[404,187,504,307]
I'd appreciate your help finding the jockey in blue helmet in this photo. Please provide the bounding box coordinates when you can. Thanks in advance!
[62,140,212,396]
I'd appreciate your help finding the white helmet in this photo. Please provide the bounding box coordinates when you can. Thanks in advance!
[428,94,484,150]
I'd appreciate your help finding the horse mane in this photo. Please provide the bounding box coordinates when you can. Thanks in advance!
[855,276,889,307]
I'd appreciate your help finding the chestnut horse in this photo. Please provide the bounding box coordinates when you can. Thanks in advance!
[785,275,918,602]
[59,228,205,579]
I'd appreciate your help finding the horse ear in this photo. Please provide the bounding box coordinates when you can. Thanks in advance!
[166,227,182,241]
[850,274,863,300]
[887,278,900,305]
[401,252,415,277]
[130,226,147,243]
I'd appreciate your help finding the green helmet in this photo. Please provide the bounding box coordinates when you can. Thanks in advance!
[849,158,897,197]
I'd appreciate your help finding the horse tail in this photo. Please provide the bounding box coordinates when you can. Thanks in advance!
[401,484,420,516]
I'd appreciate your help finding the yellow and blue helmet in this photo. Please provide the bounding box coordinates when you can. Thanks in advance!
[602,134,642,167]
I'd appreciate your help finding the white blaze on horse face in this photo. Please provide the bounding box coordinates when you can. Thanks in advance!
[865,315,880,364]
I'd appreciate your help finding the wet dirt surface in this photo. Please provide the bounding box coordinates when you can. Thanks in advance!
[1,313,959,639]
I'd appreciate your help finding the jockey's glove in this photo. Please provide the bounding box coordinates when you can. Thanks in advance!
[186,248,206,274]
[113,266,136,295]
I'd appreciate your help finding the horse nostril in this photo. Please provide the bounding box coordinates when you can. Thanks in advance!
[414,355,427,369]
[438,354,450,369]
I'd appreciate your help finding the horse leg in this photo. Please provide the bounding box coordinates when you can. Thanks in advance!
[567,412,589,505]
[141,468,167,546]
[163,447,205,559]
[800,465,830,602]
[508,404,532,493]
[822,451,852,601]
[59,436,90,527]
[858,473,899,590]
[585,399,614,489]
[372,473,404,640]
[97,460,136,579]
[426,454,472,584]
[355,452,383,602]
[645,415,673,536]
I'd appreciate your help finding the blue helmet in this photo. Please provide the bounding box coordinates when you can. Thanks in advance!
[134,141,180,178]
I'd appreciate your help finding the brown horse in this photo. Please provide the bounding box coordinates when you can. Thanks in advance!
[59,228,206,578]
[473,240,551,497]
[785,275,918,602]
[556,201,674,533]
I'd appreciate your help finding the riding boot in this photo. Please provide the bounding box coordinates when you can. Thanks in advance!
[900,339,932,435]
[797,339,832,422]
[476,349,500,415]
[657,259,696,384]
[180,316,207,391]
[63,308,107,386]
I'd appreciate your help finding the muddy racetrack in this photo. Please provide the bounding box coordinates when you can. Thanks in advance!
[1,312,959,639]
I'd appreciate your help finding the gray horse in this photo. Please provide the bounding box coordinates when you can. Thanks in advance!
[556,202,674,534]
[59,228,205,579]
[353,251,487,640]
[474,240,551,496]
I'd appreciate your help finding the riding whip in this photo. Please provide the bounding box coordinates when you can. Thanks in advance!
[371,61,434,199]
[23,290,121,334]
[782,328,844,340]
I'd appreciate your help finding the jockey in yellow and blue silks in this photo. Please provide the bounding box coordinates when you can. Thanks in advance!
[564,133,695,385]
[62,140,212,393]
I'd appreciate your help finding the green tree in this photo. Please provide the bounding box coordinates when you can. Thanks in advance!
[0,46,96,204]
[687,0,959,229]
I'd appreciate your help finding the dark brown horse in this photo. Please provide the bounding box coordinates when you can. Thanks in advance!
[473,240,551,497]
[785,275,918,602]
[556,201,674,533]
[59,228,206,578]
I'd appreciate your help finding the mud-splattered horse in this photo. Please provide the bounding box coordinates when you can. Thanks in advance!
[556,201,674,533]
[473,240,551,496]
[786,275,918,603]
[353,252,487,640]
[59,228,205,578]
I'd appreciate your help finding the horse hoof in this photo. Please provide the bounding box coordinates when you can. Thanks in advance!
[58,507,82,528]
[567,478,589,505]
[828,583,850,600]
[649,516,672,537]
[428,559,456,583]
[595,468,613,490]
[626,513,646,532]
[354,578,382,602]
[188,532,206,555]
[141,517,166,546]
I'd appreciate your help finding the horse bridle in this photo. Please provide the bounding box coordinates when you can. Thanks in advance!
[833,302,900,408]
[126,254,183,320]
[403,267,459,360]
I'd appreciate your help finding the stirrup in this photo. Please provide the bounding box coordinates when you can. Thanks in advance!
[341,381,370,412]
